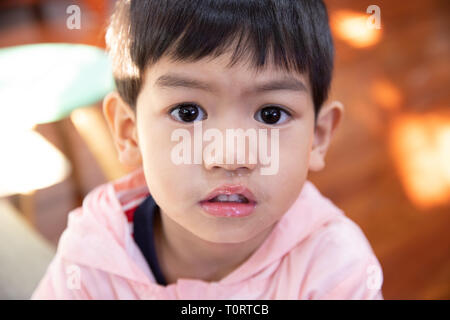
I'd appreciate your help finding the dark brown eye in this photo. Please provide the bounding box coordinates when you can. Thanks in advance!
[255,106,291,125]
[170,103,207,123]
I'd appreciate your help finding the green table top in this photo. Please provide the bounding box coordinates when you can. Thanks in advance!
[0,43,115,128]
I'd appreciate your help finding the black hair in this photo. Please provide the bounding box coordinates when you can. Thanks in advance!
[106,0,334,117]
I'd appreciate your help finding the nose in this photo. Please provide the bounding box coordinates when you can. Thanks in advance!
[201,114,258,175]
[204,161,257,175]
[203,148,257,174]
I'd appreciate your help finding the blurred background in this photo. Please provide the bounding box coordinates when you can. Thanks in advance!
[0,0,448,299]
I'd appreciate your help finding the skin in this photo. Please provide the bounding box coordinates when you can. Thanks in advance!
[103,50,343,284]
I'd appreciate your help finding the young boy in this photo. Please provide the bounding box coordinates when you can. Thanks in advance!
[31,0,384,299]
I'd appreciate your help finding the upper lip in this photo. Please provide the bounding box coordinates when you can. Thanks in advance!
[201,184,257,203]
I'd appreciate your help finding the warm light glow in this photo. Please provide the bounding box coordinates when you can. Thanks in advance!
[332,10,382,48]
[0,129,71,197]
[371,79,403,111]
[389,113,450,209]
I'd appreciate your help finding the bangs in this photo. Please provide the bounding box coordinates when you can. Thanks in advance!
[107,0,334,113]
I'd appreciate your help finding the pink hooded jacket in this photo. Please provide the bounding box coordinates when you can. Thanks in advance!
[31,168,384,299]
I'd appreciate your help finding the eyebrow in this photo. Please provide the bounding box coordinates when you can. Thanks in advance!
[154,73,308,94]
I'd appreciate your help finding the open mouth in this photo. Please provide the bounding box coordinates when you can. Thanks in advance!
[207,194,250,204]
[200,184,257,217]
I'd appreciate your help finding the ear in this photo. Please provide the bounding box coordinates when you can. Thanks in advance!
[309,100,344,172]
[102,91,142,168]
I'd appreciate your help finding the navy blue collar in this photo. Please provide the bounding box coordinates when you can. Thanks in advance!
[133,195,167,286]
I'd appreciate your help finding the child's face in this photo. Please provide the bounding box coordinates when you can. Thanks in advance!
[104,51,343,244]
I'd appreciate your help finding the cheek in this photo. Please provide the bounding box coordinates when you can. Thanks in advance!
[266,128,312,212]
[280,133,312,176]
[278,122,312,170]
[138,122,198,207]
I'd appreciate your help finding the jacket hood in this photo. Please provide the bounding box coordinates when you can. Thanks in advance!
[56,167,343,291]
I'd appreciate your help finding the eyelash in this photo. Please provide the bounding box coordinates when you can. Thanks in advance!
[169,103,208,123]
[169,103,292,125]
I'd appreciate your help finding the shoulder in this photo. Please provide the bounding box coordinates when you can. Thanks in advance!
[291,214,384,299]
[30,253,92,299]
[313,215,376,259]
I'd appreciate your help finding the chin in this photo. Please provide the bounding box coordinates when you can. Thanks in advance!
[190,225,266,245]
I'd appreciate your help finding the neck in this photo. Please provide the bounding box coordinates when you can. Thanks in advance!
[154,209,275,284]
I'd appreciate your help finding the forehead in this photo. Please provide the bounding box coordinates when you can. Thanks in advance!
[141,51,310,97]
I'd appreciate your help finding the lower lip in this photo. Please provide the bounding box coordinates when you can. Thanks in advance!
[199,201,256,218]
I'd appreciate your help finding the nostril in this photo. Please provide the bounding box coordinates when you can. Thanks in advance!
[205,161,255,175]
